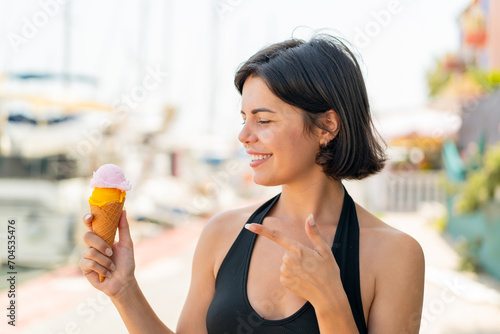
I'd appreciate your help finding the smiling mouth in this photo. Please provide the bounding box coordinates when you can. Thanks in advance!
[250,154,272,162]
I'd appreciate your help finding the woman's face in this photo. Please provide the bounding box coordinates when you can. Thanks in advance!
[238,76,322,186]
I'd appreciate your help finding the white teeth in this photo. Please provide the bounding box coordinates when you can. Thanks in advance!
[251,154,272,161]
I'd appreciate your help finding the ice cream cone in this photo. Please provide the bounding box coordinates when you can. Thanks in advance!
[90,199,125,282]
[88,164,131,282]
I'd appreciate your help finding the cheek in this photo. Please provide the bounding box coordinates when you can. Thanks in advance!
[258,128,281,148]
[259,124,316,159]
[279,132,316,161]
[288,127,313,151]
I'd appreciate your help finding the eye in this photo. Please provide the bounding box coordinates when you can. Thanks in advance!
[258,120,271,124]
[240,111,246,125]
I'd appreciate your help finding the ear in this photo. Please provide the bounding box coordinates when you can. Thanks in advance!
[320,110,340,142]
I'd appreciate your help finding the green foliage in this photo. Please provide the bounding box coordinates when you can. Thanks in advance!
[469,68,500,93]
[430,215,448,234]
[427,60,451,97]
[456,238,481,273]
[455,143,500,213]
[455,171,489,213]
[426,53,500,97]
[439,173,461,196]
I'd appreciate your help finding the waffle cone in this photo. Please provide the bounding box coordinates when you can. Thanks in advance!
[90,199,125,282]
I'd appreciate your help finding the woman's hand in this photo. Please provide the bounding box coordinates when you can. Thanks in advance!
[79,210,137,299]
[245,214,342,311]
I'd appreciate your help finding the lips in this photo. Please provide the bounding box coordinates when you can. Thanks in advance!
[246,150,272,155]
[246,150,273,167]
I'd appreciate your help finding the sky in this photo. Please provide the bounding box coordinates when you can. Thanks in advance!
[0,0,471,142]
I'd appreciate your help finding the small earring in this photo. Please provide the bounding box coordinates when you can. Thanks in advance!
[323,139,328,147]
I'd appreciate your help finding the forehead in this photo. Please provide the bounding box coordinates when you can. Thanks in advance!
[241,76,288,113]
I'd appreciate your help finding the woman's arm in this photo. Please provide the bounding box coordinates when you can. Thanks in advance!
[111,280,174,334]
[366,233,425,333]
[80,211,174,333]
[80,208,238,334]
[314,287,359,333]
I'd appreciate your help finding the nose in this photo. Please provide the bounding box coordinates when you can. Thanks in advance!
[238,122,257,146]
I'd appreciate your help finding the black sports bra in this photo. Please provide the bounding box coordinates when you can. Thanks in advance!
[206,187,368,333]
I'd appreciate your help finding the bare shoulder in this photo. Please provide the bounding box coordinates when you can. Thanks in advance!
[354,204,425,331]
[199,199,270,276]
[201,200,264,240]
[355,202,425,274]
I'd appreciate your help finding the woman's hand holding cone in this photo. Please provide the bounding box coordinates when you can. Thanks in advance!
[79,210,137,299]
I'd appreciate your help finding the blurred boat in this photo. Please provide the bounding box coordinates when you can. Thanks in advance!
[0,73,113,268]
[0,173,86,268]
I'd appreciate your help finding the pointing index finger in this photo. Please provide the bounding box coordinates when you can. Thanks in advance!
[245,223,300,252]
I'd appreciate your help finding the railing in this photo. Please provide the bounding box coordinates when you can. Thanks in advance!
[385,170,446,211]
[363,169,447,212]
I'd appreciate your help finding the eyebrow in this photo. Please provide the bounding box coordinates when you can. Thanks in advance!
[240,108,276,115]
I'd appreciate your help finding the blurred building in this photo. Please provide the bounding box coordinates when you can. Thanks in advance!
[453,0,500,151]
[369,0,500,212]
[459,0,500,70]
[427,0,500,103]
[440,0,500,281]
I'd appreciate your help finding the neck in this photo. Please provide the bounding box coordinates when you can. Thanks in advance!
[275,172,345,227]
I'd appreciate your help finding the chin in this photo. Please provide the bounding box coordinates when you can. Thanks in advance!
[252,173,283,187]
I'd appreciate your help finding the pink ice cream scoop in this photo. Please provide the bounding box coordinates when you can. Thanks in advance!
[89,164,132,191]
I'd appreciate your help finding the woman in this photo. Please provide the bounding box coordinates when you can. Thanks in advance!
[80,34,425,333]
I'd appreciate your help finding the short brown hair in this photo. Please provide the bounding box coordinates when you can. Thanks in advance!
[235,34,387,180]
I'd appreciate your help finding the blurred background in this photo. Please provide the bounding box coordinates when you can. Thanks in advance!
[0,0,500,333]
